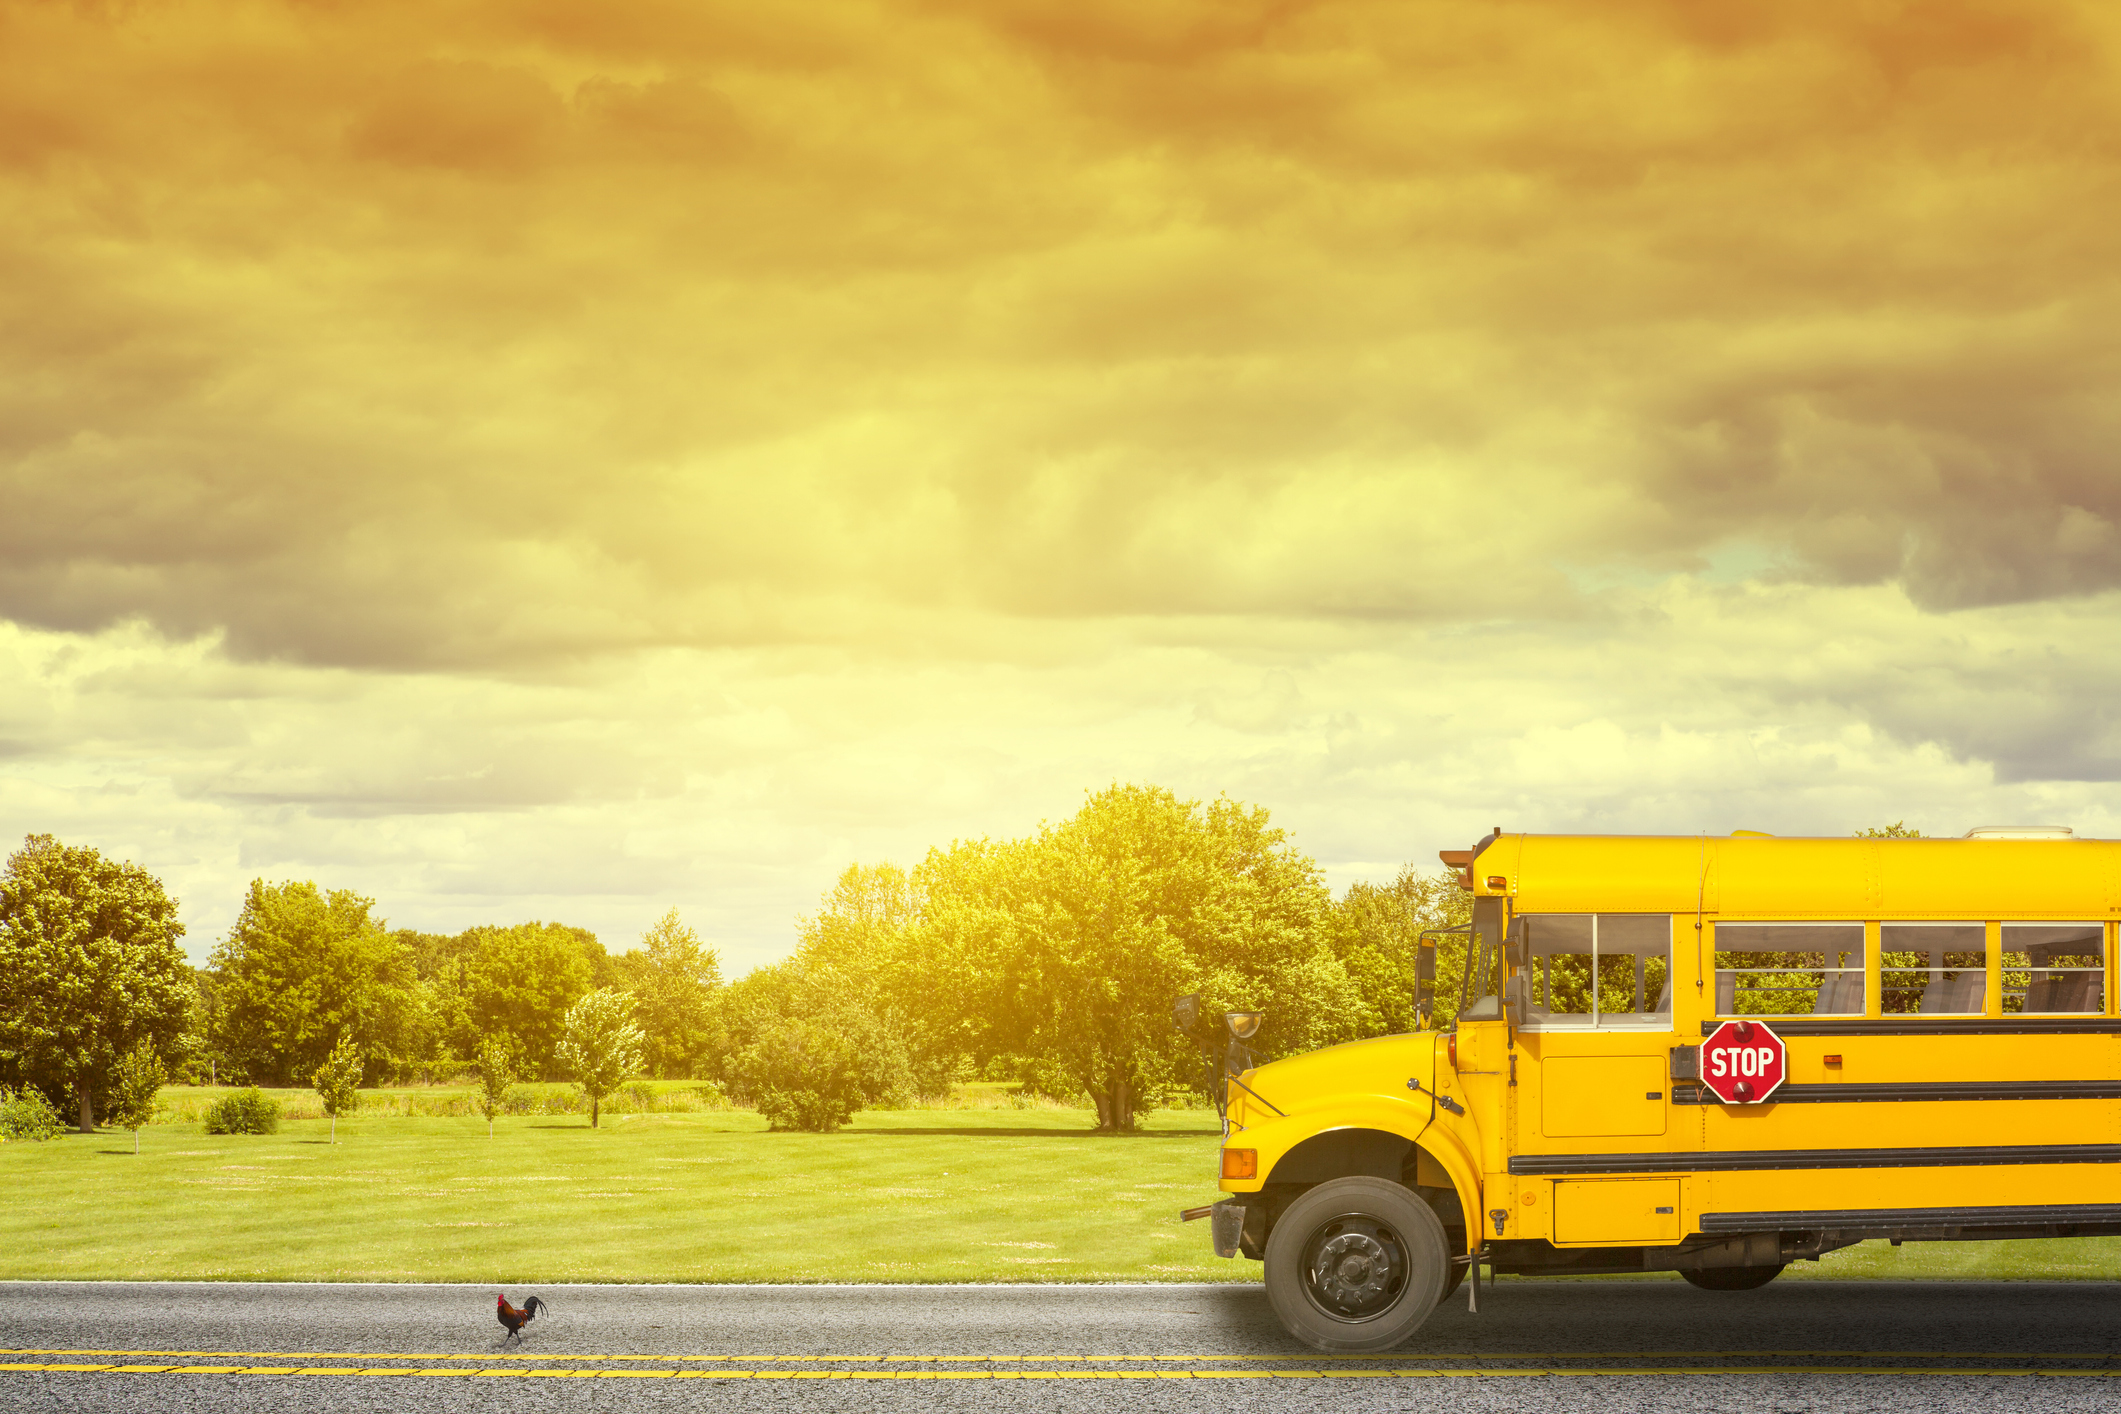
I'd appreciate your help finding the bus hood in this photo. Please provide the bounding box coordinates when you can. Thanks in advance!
[1235,1031,1435,1121]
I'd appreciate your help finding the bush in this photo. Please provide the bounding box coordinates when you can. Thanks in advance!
[738,1017,867,1132]
[0,1086,63,1143]
[203,1087,280,1135]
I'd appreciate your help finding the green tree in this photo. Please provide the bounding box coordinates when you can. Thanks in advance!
[208,881,419,1086]
[107,1038,166,1154]
[1330,865,1473,1033]
[474,1033,517,1138]
[615,910,722,1079]
[454,923,607,1078]
[312,1034,363,1143]
[1857,822,1924,838]
[0,835,192,1133]
[910,784,1354,1131]
[555,988,645,1129]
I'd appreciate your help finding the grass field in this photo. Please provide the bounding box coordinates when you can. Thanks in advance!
[3,1086,2117,1284]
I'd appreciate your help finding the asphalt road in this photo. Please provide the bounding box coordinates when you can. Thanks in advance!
[6,1278,2121,1412]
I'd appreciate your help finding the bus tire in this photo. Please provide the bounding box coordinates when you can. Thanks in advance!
[1263,1177,1451,1352]
[1681,1264,1785,1291]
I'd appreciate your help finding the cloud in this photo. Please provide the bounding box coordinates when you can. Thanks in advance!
[2,0,2118,673]
[5,1,2121,962]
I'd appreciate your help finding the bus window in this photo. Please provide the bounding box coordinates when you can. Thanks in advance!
[2003,924,2105,1014]
[1714,922,1864,1016]
[1516,914,1671,1028]
[1458,896,1505,1020]
[1882,923,1986,1014]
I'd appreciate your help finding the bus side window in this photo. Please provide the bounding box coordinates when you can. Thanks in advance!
[1882,924,1986,1015]
[2004,924,2105,1014]
[1714,922,1864,1017]
[1516,914,1671,1028]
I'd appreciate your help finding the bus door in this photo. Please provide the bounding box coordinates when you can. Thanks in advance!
[1513,913,1678,1141]
[1508,913,1681,1246]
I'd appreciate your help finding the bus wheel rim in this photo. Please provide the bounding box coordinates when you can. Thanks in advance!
[1301,1215,1407,1321]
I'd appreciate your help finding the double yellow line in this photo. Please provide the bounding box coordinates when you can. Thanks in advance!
[4,1348,2118,1381]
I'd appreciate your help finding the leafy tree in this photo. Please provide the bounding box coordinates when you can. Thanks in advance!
[1329,865,1473,1033]
[209,881,419,1086]
[1857,823,1924,838]
[0,835,192,1132]
[107,1039,166,1154]
[453,923,608,1078]
[555,988,645,1129]
[615,910,722,1079]
[474,1034,517,1138]
[909,785,1355,1131]
[312,1035,363,1143]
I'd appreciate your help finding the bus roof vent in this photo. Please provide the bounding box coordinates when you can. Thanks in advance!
[1964,826,2074,839]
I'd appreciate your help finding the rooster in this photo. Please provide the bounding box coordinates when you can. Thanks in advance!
[496,1294,546,1343]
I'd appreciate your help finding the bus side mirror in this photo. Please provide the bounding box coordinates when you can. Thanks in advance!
[1416,945,1436,983]
[1503,918,1527,971]
[1172,993,1202,1040]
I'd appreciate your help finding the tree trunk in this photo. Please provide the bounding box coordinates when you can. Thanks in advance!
[77,1083,94,1134]
[1092,1075,1135,1132]
[591,1096,600,1129]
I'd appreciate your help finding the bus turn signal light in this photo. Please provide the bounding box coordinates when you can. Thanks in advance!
[1221,1148,1257,1180]
[1486,875,1507,889]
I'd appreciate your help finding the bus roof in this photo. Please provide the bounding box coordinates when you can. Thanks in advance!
[1473,832,2121,920]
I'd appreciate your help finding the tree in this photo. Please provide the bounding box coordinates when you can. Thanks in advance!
[209,881,420,1086]
[107,1039,166,1154]
[555,988,645,1128]
[1857,823,1924,838]
[909,784,1355,1131]
[453,923,607,1078]
[615,910,722,1079]
[474,1033,516,1139]
[312,1035,363,1143]
[1330,865,1474,1033]
[0,835,192,1133]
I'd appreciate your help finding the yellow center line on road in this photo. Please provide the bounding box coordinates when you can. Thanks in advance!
[5,1362,2121,1381]
[6,1347,2117,1364]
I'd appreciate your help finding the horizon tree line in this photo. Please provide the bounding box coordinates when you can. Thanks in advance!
[0,785,1470,1133]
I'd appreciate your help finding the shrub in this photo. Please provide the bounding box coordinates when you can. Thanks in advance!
[0,1086,63,1143]
[738,1017,866,1132]
[203,1087,280,1135]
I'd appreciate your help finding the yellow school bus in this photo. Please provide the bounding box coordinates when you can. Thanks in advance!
[1195,828,2120,1350]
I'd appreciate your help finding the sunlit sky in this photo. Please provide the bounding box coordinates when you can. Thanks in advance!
[6,0,2121,971]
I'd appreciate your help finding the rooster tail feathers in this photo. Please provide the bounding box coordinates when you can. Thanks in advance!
[523,1295,547,1319]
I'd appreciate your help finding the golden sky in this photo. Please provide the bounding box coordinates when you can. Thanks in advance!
[5,0,2121,966]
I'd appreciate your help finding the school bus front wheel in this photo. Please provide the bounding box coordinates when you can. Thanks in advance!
[1261,1176,1454,1352]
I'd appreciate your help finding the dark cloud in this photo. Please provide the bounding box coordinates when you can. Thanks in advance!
[2,0,2118,672]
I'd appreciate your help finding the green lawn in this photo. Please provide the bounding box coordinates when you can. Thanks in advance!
[0,1097,1240,1284]
[4,1088,2117,1284]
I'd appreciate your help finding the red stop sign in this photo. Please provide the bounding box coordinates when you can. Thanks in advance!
[1699,1019,1786,1104]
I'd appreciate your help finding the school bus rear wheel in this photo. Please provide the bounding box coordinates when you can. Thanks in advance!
[1264,1176,1451,1351]
[1680,1264,1785,1291]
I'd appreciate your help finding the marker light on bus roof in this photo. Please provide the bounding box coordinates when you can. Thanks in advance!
[1964,826,2074,839]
